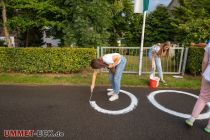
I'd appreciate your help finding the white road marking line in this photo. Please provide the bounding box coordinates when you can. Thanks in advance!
[147,90,210,120]
[89,89,138,115]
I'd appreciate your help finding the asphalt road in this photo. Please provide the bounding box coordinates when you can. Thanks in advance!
[0,85,209,140]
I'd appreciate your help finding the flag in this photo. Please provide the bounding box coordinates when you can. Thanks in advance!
[143,0,149,11]
[134,0,149,13]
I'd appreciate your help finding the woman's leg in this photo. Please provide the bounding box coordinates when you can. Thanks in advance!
[109,72,115,91]
[185,78,210,126]
[191,78,210,118]
[148,51,156,77]
[112,56,126,94]
[155,57,163,80]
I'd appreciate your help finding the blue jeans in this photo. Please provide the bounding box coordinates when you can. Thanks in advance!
[148,49,163,80]
[109,56,126,94]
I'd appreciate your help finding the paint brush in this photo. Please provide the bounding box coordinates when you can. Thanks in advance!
[89,91,93,102]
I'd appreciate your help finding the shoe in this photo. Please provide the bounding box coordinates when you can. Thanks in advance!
[109,94,119,101]
[204,124,210,133]
[185,118,194,127]
[107,91,115,96]
[160,80,167,85]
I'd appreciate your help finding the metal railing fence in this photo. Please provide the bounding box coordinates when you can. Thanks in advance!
[97,46,188,75]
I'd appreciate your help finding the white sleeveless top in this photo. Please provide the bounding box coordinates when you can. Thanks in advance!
[150,45,160,53]
[205,43,210,63]
[203,43,210,82]
[102,53,121,65]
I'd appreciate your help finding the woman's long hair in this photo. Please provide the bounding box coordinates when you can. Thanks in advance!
[157,41,171,57]
[90,58,116,73]
[90,59,108,69]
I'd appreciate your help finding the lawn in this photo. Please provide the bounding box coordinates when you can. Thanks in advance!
[0,72,201,89]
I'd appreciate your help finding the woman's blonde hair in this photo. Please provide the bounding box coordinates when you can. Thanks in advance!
[157,41,171,57]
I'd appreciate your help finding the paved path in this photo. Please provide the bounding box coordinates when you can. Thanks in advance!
[0,85,209,140]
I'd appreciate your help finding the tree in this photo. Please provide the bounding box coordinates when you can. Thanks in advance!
[107,0,138,46]
[145,5,176,46]
[171,0,210,44]
[62,0,112,47]
[122,12,143,47]
[0,0,12,47]
[6,0,67,47]
[125,5,175,47]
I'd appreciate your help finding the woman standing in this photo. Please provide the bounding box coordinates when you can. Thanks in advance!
[90,53,126,101]
[148,41,171,85]
[185,40,210,133]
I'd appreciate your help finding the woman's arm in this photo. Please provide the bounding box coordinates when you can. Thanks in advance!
[202,52,209,74]
[108,55,121,68]
[191,43,206,47]
[151,54,156,69]
[90,69,98,92]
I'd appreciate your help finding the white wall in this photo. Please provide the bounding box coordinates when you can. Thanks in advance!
[42,29,61,47]
[0,36,15,47]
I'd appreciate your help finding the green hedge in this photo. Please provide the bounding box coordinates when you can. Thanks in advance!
[186,47,204,76]
[0,47,205,75]
[0,47,96,73]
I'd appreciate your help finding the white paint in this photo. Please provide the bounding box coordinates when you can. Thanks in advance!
[147,90,210,120]
[89,89,138,115]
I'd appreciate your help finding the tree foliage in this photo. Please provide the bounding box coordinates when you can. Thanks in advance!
[107,0,137,46]
[0,0,12,47]
[7,0,66,30]
[1,0,210,47]
[3,0,67,46]
[145,5,175,46]
[171,0,210,45]
[62,0,112,47]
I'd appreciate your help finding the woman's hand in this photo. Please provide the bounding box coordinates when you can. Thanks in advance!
[91,70,97,93]
[108,64,115,68]
[152,57,156,69]
[191,43,195,46]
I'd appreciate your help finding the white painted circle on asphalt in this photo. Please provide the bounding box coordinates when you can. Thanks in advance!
[147,90,210,120]
[89,89,138,115]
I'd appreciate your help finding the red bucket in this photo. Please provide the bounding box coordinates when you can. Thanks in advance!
[149,76,160,88]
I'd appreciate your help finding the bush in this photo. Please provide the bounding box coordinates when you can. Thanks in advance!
[0,40,6,47]
[0,47,96,73]
[186,47,204,76]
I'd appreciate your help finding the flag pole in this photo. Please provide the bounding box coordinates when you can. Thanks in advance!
[138,10,147,75]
